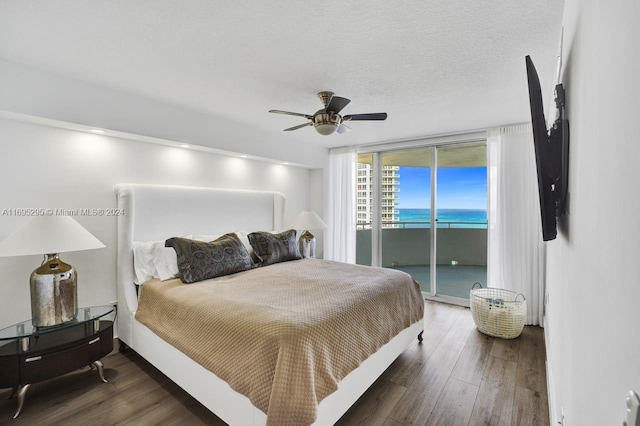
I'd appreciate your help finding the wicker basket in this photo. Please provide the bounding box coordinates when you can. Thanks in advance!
[470,283,526,339]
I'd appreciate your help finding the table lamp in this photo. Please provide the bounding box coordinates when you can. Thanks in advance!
[0,216,105,328]
[290,210,327,258]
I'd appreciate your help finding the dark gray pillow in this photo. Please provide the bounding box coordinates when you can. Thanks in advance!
[165,233,254,284]
[248,229,302,266]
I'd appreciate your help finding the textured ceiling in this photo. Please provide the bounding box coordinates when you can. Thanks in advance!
[0,0,564,149]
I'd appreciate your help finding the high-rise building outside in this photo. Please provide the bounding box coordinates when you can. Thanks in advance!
[356,163,400,229]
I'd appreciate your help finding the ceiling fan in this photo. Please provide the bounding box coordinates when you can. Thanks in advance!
[269,91,387,136]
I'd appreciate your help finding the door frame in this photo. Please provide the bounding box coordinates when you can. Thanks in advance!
[358,132,486,307]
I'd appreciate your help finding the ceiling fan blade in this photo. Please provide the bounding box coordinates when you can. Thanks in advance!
[343,113,387,121]
[326,96,351,113]
[283,122,313,131]
[337,124,351,134]
[269,110,313,119]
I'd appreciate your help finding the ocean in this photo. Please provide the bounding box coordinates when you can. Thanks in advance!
[397,208,487,228]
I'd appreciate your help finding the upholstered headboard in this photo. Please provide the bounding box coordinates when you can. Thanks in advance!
[114,184,285,344]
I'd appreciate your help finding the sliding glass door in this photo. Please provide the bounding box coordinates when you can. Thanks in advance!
[356,142,487,305]
[434,143,488,299]
[380,148,432,293]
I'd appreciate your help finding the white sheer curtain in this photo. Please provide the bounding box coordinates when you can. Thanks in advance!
[487,124,545,325]
[324,146,356,263]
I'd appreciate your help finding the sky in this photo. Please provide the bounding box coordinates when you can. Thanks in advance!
[397,166,487,210]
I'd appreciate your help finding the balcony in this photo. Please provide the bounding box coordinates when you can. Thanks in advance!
[356,221,487,300]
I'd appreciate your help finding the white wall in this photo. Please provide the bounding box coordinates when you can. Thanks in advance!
[545,1,640,424]
[0,117,316,328]
[0,59,328,168]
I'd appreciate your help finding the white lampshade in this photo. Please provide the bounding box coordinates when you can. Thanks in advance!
[290,211,327,231]
[0,216,105,257]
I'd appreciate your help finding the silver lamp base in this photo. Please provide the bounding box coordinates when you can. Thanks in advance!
[299,230,316,258]
[30,253,78,328]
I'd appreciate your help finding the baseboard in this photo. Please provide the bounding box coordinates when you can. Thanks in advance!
[544,314,559,426]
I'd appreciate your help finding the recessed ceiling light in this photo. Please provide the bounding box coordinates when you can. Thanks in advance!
[90,129,105,134]
[283,162,290,165]
[240,155,248,158]
[179,144,190,148]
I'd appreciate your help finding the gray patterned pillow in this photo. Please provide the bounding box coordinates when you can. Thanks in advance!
[248,229,302,266]
[165,233,254,284]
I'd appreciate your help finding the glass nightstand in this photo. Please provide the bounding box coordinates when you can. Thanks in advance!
[0,305,114,352]
[0,305,115,418]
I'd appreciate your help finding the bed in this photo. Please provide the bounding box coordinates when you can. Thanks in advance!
[115,183,424,426]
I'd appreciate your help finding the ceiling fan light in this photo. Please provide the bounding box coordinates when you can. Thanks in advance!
[270,93,386,135]
[313,112,341,135]
[314,123,339,135]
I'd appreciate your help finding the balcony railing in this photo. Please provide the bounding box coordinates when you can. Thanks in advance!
[356,222,488,269]
[356,221,488,230]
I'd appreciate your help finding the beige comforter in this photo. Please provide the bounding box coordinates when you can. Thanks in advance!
[135,258,424,425]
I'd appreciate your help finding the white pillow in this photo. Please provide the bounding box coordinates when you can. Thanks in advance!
[132,241,157,284]
[133,234,192,283]
[236,230,265,263]
[152,243,180,281]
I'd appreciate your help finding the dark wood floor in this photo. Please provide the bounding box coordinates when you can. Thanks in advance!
[0,301,548,425]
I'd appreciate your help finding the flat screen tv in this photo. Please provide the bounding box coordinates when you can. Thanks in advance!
[525,55,569,241]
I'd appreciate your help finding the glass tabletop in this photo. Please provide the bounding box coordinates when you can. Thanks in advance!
[0,305,115,340]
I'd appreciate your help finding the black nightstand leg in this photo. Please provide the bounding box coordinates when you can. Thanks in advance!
[13,384,31,419]
[92,360,107,383]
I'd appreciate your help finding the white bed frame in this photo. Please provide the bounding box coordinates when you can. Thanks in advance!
[115,183,423,426]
